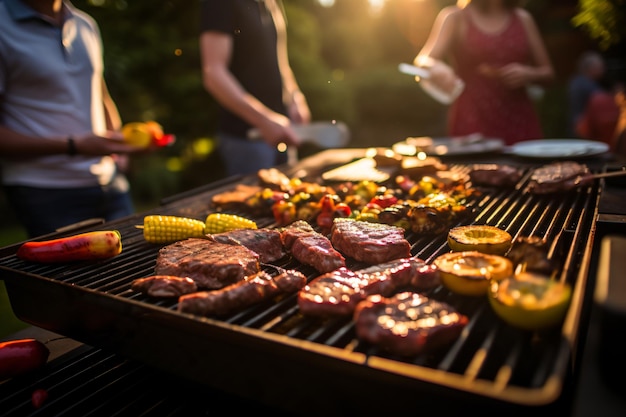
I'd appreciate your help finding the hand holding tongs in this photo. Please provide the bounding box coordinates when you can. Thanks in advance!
[399,62,465,105]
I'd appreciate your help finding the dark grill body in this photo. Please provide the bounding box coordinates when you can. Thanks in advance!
[0,149,605,416]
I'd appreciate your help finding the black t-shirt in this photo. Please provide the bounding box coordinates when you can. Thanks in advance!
[200,0,285,136]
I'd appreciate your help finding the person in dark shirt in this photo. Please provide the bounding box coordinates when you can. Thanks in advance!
[567,51,606,137]
[199,0,311,176]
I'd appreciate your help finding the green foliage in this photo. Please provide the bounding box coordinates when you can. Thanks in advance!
[572,0,625,50]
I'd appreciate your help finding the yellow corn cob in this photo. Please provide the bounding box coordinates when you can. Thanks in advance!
[205,213,257,234]
[142,215,206,244]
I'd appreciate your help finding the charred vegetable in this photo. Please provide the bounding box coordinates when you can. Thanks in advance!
[488,272,572,331]
[0,339,50,380]
[447,225,512,255]
[16,230,122,263]
[434,251,513,296]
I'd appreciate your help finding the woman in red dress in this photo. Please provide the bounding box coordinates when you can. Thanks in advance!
[412,0,554,145]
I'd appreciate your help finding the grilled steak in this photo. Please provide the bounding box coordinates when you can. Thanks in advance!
[298,257,440,317]
[357,257,440,291]
[280,220,315,249]
[298,268,364,317]
[178,269,307,316]
[155,238,260,290]
[527,161,591,194]
[207,228,286,263]
[469,164,523,187]
[330,218,411,264]
[131,275,198,297]
[353,292,468,357]
[281,220,346,273]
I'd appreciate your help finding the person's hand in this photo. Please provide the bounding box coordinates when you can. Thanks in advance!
[256,113,302,148]
[493,63,531,89]
[72,131,152,156]
[288,90,311,125]
[427,60,461,96]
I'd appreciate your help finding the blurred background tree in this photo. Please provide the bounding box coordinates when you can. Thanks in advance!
[572,0,625,50]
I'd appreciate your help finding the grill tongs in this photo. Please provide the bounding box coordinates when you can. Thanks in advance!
[572,169,626,186]
[527,167,626,194]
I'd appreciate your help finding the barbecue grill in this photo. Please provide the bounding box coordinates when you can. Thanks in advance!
[0,148,611,416]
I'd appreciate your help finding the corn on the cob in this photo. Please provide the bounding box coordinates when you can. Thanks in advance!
[142,215,206,244]
[205,213,257,234]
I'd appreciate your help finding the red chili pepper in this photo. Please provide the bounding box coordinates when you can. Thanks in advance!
[334,203,352,218]
[317,211,335,230]
[319,194,339,212]
[365,202,382,211]
[272,201,297,225]
[31,388,49,409]
[369,194,398,209]
[16,230,122,263]
[0,339,50,380]
[395,175,415,193]
[153,133,176,147]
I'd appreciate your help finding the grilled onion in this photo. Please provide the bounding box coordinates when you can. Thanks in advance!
[488,272,572,331]
[447,225,512,255]
[433,251,513,296]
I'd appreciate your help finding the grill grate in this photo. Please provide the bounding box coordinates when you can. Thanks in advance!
[0,153,600,415]
[0,344,292,416]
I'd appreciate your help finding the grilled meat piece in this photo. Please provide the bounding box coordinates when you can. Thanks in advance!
[178,269,307,317]
[280,219,316,248]
[331,218,411,264]
[507,236,559,274]
[527,161,591,194]
[131,275,198,297]
[207,228,286,263]
[469,164,523,187]
[258,167,291,192]
[210,184,262,209]
[298,268,364,317]
[155,238,260,290]
[281,220,346,273]
[353,292,468,357]
[357,257,440,291]
[298,257,440,317]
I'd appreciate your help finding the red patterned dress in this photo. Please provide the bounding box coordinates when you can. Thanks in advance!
[448,9,543,145]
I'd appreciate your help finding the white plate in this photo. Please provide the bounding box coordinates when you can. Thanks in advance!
[508,139,609,159]
[392,134,504,156]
